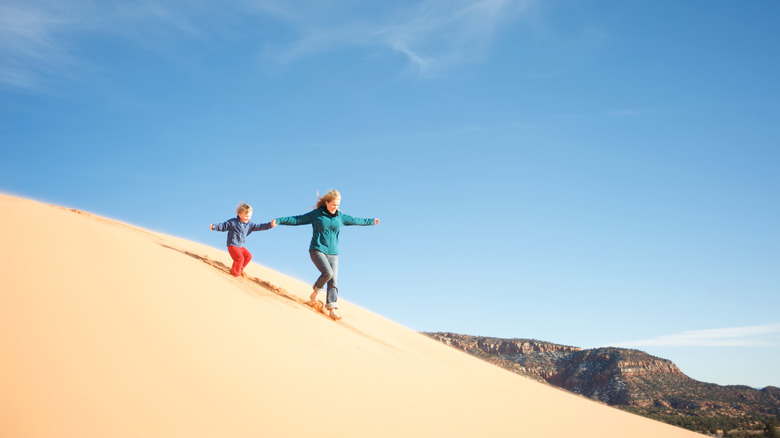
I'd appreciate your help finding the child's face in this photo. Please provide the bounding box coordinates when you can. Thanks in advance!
[238,211,252,223]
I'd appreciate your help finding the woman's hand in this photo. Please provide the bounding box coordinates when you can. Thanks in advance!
[374,218,380,226]
[270,219,277,228]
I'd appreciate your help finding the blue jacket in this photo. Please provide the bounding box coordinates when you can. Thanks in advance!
[212,217,273,248]
[275,208,375,255]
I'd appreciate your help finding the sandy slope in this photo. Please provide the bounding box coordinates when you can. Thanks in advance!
[0,193,704,438]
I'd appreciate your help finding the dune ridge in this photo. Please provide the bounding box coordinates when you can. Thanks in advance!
[0,193,704,437]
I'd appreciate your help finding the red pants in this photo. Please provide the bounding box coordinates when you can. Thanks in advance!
[227,246,252,277]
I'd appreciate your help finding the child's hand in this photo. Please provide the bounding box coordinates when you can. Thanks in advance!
[270,219,277,228]
[209,224,214,230]
[374,218,380,226]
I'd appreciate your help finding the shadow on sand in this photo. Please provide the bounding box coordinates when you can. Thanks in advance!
[159,244,329,315]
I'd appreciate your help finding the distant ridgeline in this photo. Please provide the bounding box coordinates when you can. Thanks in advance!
[424,332,780,435]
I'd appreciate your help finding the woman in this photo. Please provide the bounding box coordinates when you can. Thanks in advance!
[275,190,379,320]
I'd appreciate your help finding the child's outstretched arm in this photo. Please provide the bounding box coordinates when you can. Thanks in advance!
[211,221,230,232]
[249,220,276,232]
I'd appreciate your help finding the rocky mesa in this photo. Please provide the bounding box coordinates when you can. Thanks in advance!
[425,332,780,433]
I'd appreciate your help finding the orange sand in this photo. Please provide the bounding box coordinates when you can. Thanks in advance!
[0,193,704,437]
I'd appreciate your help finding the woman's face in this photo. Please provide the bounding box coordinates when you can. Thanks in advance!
[326,198,341,214]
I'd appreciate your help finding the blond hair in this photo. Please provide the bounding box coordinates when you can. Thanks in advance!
[316,189,341,209]
[236,202,253,214]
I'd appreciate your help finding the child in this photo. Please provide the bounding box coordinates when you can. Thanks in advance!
[210,202,277,278]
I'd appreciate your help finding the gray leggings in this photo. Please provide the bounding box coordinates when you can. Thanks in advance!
[309,250,339,309]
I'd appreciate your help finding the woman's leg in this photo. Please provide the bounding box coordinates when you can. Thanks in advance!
[309,250,334,294]
[324,254,339,310]
[309,251,340,312]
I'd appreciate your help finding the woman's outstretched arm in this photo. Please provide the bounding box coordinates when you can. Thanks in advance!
[275,209,319,226]
[341,213,378,226]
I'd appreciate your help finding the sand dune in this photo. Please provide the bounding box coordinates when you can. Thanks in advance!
[0,193,704,437]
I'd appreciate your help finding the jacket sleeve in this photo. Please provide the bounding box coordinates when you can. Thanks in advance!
[249,221,273,232]
[212,220,231,232]
[340,212,375,226]
[275,210,318,226]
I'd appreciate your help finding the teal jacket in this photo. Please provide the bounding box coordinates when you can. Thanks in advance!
[275,207,375,255]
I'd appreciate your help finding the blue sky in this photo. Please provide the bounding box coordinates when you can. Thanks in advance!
[2,0,778,388]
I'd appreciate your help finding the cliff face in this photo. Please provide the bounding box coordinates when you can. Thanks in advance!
[429,333,581,381]
[549,347,687,406]
[426,332,686,405]
[424,332,780,431]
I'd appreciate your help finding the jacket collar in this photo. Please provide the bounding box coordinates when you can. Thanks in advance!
[320,207,338,218]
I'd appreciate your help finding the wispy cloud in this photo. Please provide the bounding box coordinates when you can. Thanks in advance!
[0,3,74,90]
[0,0,208,91]
[0,0,537,90]
[609,323,780,348]
[253,0,538,76]
[377,0,536,76]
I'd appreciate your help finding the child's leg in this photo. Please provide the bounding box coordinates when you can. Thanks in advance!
[227,246,248,277]
[240,247,252,271]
